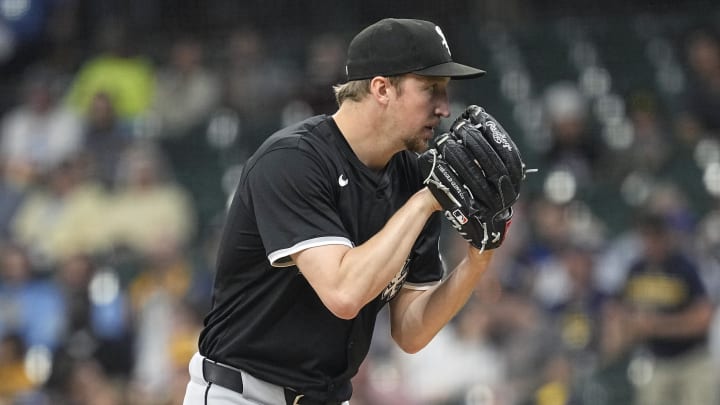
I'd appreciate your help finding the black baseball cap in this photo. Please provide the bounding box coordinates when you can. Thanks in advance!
[345,18,486,81]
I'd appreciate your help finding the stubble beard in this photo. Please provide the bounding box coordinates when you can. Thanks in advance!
[404,133,430,154]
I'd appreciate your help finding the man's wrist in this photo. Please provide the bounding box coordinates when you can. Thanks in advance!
[417,187,442,213]
[467,245,493,263]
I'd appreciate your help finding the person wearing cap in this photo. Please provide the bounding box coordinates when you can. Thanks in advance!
[183,18,490,405]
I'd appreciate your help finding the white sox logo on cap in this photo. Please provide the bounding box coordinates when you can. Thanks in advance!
[435,26,451,56]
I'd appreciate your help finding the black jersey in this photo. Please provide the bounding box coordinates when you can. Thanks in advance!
[622,252,709,358]
[198,115,443,401]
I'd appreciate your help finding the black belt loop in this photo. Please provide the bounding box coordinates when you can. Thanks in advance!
[202,358,244,394]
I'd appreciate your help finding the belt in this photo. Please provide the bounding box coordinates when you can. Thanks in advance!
[202,358,341,405]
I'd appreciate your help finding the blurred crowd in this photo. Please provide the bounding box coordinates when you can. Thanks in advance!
[1,1,720,405]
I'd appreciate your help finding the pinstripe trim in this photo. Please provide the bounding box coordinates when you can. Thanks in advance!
[204,382,211,404]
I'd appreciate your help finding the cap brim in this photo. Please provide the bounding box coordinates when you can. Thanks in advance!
[413,62,486,79]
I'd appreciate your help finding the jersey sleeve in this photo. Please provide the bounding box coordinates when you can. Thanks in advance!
[244,147,352,267]
[403,205,444,289]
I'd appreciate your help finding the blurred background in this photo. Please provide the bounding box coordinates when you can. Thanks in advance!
[0,0,719,404]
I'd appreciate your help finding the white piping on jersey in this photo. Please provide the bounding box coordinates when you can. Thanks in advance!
[403,281,441,291]
[268,236,355,267]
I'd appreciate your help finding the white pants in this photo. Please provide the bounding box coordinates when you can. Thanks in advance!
[182,352,350,405]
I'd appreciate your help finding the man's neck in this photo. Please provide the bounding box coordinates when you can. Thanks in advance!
[332,102,398,171]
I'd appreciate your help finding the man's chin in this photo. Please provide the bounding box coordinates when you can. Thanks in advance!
[406,138,431,154]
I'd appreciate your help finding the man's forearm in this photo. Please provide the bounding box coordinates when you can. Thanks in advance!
[294,187,440,319]
[644,301,714,339]
[390,246,493,353]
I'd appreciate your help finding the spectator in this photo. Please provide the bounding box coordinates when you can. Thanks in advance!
[530,242,623,404]
[127,237,205,316]
[491,306,549,405]
[220,27,300,148]
[279,33,348,128]
[393,295,506,404]
[50,255,131,379]
[644,182,697,242]
[131,292,203,404]
[527,351,574,405]
[541,82,605,184]
[63,21,155,124]
[0,243,65,351]
[79,91,134,189]
[683,29,720,137]
[10,157,112,267]
[533,243,606,370]
[594,183,695,296]
[607,91,672,181]
[0,333,35,401]
[299,33,348,115]
[1,66,84,185]
[614,213,718,405]
[148,35,221,138]
[526,196,604,259]
[125,226,208,403]
[107,141,196,257]
[570,299,637,405]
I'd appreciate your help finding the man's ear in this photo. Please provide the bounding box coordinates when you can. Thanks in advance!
[369,76,391,105]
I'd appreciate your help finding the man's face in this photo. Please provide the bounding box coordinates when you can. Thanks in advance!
[641,229,672,263]
[387,74,451,153]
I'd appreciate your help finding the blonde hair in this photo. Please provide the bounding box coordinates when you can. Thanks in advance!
[333,76,405,106]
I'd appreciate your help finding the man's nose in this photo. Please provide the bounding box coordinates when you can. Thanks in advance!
[436,96,450,118]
